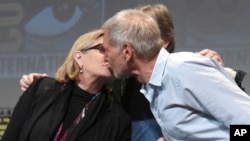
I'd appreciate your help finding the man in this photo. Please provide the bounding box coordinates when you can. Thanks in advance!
[102,8,250,140]
[121,4,246,141]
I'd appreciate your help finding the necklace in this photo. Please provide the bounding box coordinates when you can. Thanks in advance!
[54,92,101,141]
[78,92,101,122]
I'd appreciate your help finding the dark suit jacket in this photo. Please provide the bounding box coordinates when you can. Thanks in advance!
[2,77,131,141]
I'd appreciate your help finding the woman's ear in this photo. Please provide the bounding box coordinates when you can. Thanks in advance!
[74,51,83,67]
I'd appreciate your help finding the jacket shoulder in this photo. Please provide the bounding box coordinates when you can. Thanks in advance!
[29,77,61,97]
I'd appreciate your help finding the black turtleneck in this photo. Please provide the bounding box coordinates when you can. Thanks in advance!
[61,82,96,134]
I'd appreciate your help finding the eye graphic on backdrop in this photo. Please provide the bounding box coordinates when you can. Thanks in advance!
[25,4,82,36]
[24,0,102,37]
[22,0,103,52]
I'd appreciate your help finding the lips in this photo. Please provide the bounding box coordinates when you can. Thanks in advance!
[103,62,110,66]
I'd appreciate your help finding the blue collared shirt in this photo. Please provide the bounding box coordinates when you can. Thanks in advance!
[140,48,250,141]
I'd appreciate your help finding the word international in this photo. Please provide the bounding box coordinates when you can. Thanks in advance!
[230,125,250,141]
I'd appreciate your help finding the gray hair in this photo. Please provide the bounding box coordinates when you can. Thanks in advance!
[102,9,163,60]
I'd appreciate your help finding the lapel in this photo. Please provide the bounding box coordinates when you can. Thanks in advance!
[48,82,73,139]
[19,79,73,141]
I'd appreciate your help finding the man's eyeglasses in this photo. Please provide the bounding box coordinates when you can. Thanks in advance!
[81,44,105,53]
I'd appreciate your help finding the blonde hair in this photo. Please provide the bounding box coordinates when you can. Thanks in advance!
[55,29,104,83]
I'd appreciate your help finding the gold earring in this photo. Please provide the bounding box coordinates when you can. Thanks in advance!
[80,66,83,73]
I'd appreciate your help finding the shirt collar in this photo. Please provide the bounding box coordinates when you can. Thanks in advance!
[140,48,170,102]
[148,48,170,87]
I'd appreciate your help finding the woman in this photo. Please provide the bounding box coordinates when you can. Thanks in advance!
[2,29,131,141]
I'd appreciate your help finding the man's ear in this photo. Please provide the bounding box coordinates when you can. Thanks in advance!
[122,42,133,62]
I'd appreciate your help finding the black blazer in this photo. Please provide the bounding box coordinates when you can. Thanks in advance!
[2,77,131,141]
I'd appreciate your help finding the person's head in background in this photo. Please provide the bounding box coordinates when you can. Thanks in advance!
[136,4,175,53]
[102,9,163,82]
[136,4,225,66]
[55,29,112,93]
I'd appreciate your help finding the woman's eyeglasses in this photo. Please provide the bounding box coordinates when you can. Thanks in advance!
[81,44,106,53]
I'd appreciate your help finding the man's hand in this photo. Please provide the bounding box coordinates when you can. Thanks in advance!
[197,49,224,66]
[20,73,48,91]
